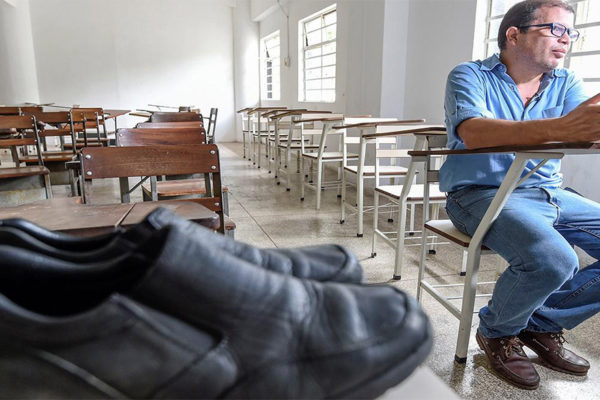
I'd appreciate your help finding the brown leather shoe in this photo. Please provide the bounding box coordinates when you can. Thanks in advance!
[476,331,540,390]
[518,330,590,376]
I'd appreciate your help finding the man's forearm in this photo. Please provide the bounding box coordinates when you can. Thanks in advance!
[458,118,563,149]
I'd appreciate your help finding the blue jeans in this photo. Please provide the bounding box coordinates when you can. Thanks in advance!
[446,186,600,338]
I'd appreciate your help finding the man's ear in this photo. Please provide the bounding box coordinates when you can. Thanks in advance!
[506,26,520,47]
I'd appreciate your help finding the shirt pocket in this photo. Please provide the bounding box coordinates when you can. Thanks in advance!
[542,106,564,118]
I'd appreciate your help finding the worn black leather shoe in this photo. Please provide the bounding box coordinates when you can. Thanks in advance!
[0,208,363,283]
[131,207,363,283]
[129,224,432,399]
[0,245,237,398]
[0,222,432,399]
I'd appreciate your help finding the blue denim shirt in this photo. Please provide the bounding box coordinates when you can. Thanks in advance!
[439,54,587,192]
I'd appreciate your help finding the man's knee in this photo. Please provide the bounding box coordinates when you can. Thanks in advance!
[525,244,579,287]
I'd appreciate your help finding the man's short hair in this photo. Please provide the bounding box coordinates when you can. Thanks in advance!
[498,0,575,50]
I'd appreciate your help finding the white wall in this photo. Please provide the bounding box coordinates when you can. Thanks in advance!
[233,0,260,141]
[403,0,477,124]
[0,0,39,105]
[28,0,236,141]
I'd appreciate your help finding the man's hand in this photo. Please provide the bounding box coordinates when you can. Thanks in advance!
[558,93,600,143]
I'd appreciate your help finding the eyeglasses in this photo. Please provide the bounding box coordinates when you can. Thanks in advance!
[519,22,580,41]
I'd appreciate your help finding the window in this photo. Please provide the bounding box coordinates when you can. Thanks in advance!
[298,5,337,102]
[483,0,600,94]
[261,30,281,101]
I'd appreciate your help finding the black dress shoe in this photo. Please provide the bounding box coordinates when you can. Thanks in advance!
[129,225,432,399]
[0,226,135,263]
[0,223,432,399]
[0,270,236,398]
[1,208,363,283]
[132,207,363,283]
[0,218,119,251]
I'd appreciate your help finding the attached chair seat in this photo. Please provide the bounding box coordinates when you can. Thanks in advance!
[0,166,50,179]
[141,179,228,197]
[303,152,358,160]
[424,219,490,250]
[344,165,408,176]
[375,184,446,201]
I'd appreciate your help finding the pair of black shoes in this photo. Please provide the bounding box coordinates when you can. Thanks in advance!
[0,208,432,399]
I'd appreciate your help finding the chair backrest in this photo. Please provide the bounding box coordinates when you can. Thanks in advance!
[0,115,44,166]
[19,106,43,115]
[150,112,202,123]
[377,130,448,185]
[116,128,206,146]
[136,121,204,129]
[0,107,22,116]
[292,112,344,156]
[33,111,72,124]
[205,108,218,142]
[80,144,224,232]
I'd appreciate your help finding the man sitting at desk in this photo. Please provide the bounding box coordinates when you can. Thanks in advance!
[440,0,600,390]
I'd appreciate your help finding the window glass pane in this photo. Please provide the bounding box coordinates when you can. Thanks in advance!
[322,78,335,89]
[490,0,520,16]
[306,80,321,90]
[307,29,322,46]
[306,90,321,102]
[488,19,501,42]
[583,81,600,97]
[306,47,322,58]
[322,54,336,66]
[572,25,600,53]
[487,41,499,56]
[300,6,336,103]
[270,47,280,58]
[323,24,336,41]
[322,65,336,78]
[569,54,600,79]
[306,57,321,69]
[322,90,336,102]
[324,11,336,26]
[305,17,322,33]
[322,42,336,55]
[576,1,600,24]
[306,68,322,80]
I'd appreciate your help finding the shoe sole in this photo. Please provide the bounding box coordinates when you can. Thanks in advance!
[476,333,540,390]
[332,319,434,399]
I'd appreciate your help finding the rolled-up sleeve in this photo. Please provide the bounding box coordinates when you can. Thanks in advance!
[444,64,494,144]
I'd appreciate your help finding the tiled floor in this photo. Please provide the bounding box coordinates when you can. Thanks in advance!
[34,141,600,399]
[216,142,600,400]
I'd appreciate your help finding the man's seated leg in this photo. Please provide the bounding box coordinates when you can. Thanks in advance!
[518,187,600,376]
[445,186,596,387]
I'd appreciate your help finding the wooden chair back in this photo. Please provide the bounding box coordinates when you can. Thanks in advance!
[19,106,44,114]
[80,144,224,232]
[0,107,22,115]
[150,112,202,123]
[116,128,206,146]
[0,115,44,166]
[70,108,107,146]
[204,108,218,143]
[135,121,204,129]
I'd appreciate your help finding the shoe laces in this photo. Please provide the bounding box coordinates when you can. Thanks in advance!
[550,331,567,346]
[500,336,525,359]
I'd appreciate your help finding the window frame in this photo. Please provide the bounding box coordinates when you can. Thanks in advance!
[298,4,337,103]
[260,30,281,101]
